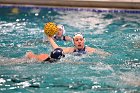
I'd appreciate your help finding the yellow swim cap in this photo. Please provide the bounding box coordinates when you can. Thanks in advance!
[44,22,58,37]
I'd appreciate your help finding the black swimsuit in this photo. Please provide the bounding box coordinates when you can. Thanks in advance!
[43,57,50,61]
[73,47,86,56]
[54,35,66,41]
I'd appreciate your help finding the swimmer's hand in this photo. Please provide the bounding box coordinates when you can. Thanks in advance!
[25,51,37,60]
[25,51,49,62]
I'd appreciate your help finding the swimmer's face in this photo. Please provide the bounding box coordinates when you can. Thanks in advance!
[73,36,85,49]
[56,27,63,37]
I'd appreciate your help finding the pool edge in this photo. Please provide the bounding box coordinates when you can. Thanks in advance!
[0,0,140,9]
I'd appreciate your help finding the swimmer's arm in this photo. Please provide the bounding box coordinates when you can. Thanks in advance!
[25,52,49,62]
[48,36,74,53]
[47,36,73,52]
[87,47,111,56]
[62,47,74,54]
[48,36,59,49]
[86,47,96,53]
[94,48,111,56]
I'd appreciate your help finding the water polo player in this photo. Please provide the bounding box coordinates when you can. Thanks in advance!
[53,24,72,41]
[26,48,65,62]
[47,33,95,54]
[47,32,110,56]
[44,22,72,41]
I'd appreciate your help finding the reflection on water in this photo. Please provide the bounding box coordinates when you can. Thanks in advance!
[0,6,140,92]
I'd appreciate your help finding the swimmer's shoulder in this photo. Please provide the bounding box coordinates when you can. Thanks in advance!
[86,46,96,53]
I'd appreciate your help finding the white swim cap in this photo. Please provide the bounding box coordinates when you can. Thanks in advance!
[73,33,84,39]
[57,24,66,35]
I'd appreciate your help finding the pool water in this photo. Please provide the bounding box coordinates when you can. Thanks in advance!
[0,5,140,93]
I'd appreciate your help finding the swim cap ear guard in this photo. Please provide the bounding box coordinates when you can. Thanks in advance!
[50,48,65,59]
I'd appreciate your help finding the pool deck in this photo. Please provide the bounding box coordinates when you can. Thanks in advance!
[0,0,140,9]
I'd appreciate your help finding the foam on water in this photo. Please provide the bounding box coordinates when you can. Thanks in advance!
[0,6,140,92]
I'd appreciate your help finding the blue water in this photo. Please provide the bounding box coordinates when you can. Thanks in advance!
[0,5,140,93]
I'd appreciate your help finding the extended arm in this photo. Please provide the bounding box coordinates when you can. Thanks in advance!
[94,48,111,56]
[47,36,59,49]
[86,47,111,57]
[26,52,49,62]
[47,36,74,54]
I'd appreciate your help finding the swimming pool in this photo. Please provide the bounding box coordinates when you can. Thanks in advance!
[0,5,140,93]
